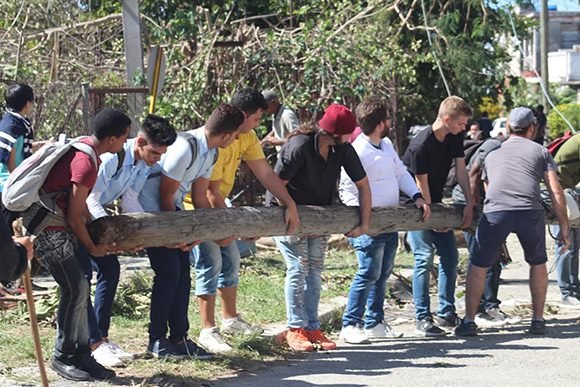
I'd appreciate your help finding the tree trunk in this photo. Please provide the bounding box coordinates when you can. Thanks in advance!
[86,204,571,251]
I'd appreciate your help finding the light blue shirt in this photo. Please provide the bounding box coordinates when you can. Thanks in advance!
[86,138,151,219]
[139,127,216,211]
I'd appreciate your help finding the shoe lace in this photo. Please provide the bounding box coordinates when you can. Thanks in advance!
[308,330,331,343]
[288,329,309,341]
[210,329,227,345]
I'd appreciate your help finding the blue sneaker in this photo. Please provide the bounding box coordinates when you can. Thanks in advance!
[173,338,214,360]
[147,338,186,360]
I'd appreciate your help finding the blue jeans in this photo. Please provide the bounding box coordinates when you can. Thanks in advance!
[274,235,329,330]
[194,241,241,295]
[34,230,90,360]
[79,247,120,344]
[407,230,458,321]
[552,225,580,298]
[342,232,398,328]
[464,231,502,311]
[146,247,191,342]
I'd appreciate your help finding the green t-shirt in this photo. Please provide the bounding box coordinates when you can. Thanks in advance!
[554,134,580,189]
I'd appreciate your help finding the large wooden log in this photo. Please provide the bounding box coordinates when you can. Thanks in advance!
[87,204,572,251]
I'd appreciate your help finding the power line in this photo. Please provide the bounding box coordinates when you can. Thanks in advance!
[419,0,451,97]
[507,9,576,133]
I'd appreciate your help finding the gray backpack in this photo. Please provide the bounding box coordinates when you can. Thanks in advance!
[2,137,97,233]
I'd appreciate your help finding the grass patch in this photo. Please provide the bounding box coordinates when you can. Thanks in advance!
[0,242,440,385]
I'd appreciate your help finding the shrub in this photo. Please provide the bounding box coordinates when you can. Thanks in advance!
[548,103,580,139]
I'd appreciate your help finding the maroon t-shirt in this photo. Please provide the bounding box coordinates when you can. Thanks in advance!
[42,137,100,215]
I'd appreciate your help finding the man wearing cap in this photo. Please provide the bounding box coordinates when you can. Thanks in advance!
[455,107,571,336]
[268,104,371,352]
[261,89,299,150]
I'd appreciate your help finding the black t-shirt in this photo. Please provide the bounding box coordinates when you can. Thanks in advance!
[268,133,366,206]
[402,126,464,203]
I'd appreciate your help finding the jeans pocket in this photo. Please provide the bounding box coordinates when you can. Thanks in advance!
[35,231,75,266]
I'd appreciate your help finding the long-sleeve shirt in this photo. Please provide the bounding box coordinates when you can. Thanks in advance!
[86,138,150,219]
[339,135,419,207]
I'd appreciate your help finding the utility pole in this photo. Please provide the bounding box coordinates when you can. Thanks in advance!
[540,0,549,111]
[121,0,145,134]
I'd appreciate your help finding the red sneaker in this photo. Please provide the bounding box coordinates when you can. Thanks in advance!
[306,329,337,350]
[286,328,314,352]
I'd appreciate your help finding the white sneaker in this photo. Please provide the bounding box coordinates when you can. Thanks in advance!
[339,325,370,344]
[92,343,124,368]
[364,322,403,339]
[486,307,521,324]
[221,314,263,335]
[106,341,134,362]
[198,327,233,354]
[560,296,580,309]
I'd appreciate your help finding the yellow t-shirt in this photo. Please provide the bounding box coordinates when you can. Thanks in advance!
[210,130,265,198]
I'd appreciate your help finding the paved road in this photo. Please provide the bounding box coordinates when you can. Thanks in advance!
[211,234,580,387]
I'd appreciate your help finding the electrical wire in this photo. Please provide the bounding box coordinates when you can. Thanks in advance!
[419,0,452,96]
[507,9,576,133]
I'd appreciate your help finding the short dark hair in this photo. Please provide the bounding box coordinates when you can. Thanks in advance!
[355,97,389,135]
[5,83,34,112]
[206,104,245,135]
[141,114,177,146]
[92,108,131,140]
[230,87,268,115]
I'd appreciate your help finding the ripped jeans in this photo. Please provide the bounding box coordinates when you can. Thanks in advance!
[274,235,329,330]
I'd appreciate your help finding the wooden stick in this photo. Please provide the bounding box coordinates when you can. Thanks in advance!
[14,219,49,387]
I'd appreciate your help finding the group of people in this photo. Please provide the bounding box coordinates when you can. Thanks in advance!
[0,82,576,382]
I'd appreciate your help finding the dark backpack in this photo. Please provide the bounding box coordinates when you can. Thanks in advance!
[445,139,488,189]
[547,130,573,157]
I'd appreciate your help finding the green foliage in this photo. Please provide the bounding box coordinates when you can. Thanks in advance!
[111,271,153,318]
[0,0,532,140]
[548,103,580,139]
[478,97,503,120]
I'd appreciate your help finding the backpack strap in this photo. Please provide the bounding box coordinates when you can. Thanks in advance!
[71,141,98,167]
[113,147,126,177]
[212,148,219,166]
[178,131,198,170]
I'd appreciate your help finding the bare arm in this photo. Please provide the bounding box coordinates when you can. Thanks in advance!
[545,169,571,249]
[345,176,371,237]
[415,174,431,204]
[7,147,17,172]
[468,160,482,206]
[190,177,212,209]
[455,157,474,228]
[207,179,227,209]
[67,183,112,257]
[246,158,299,233]
[159,174,180,212]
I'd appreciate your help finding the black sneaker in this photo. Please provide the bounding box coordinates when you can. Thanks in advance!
[173,338,214,360]
[415,318,447,337]
[147,338,186,360]
[433,313,461,330]
[76,353,116,380]
[50,356,91,381]
[528,319,546,335]
[454,320,478,337]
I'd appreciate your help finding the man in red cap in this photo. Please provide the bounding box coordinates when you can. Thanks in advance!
[267,104,372,352]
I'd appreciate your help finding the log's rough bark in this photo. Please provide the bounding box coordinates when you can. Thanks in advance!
[87,204,574,251]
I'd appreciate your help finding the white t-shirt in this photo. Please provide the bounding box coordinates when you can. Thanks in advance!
[339,135,419,207]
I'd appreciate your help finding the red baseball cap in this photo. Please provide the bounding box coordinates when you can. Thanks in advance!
[318,104,356,135]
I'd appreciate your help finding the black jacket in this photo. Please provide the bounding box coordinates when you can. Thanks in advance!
[0,207,27,282]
